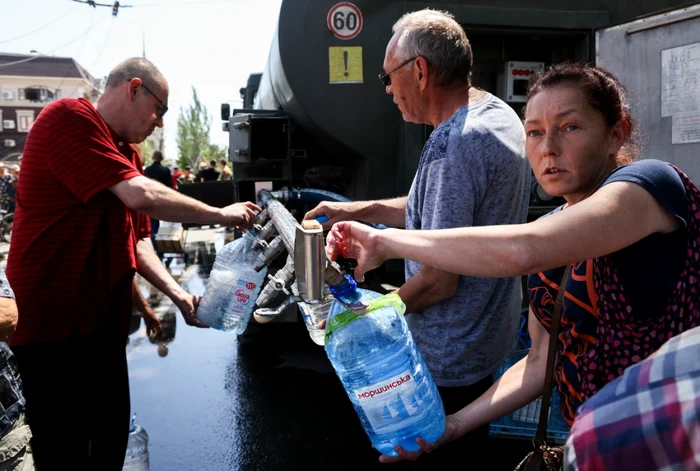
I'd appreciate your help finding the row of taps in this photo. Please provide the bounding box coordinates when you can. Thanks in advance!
[245,189,366,323]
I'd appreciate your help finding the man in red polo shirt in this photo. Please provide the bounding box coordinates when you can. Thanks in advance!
[6,57,259,470]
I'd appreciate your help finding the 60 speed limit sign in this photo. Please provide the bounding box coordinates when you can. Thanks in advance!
[327,3,363,40]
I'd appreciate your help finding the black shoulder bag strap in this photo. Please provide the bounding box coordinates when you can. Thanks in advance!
[535,264,572,442]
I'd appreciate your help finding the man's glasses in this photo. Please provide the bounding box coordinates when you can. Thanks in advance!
[128,78,168,119]
[378,57,416,87]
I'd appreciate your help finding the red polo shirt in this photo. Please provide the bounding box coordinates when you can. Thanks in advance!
[7,97,150,346]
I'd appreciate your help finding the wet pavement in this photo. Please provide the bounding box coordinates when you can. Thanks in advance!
[127,228,534,470]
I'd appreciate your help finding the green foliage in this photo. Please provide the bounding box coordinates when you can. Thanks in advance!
[141,138,157,166]
[176,86,211,169]
[202,143,227,162]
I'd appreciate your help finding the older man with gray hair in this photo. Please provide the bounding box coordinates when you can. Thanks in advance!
[305,8,531,466]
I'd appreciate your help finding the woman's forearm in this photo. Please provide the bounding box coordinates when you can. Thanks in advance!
[450,351,547,437]
[378,226,534,278]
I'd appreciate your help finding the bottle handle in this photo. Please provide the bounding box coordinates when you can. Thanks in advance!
[324,293,406,343]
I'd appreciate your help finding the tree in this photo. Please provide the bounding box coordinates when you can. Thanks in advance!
[202,144,227,163]
[139,138,158,166]
[176,86,211,169]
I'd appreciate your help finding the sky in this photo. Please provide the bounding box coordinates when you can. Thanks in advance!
[0,0,284,158]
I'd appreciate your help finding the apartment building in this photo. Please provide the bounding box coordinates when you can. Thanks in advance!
[0,53,100,160]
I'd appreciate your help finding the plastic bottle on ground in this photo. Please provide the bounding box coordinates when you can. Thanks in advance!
[324,288,446,456]
[196,232,267,333]
[123,414,149,471]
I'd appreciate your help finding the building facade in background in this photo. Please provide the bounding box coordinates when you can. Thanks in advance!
[0,53,100,161]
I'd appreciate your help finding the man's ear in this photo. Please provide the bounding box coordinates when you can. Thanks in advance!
[415,57,429,90]
[127,78,142,102]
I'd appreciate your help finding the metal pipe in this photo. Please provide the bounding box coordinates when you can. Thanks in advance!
[251,220,277,251]
[257,189,349,289]
[253,235,285,271]
[269,187,388,230]
[258,189,298,254]
[256,255,295,308]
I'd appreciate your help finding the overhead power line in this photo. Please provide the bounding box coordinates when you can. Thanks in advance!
[133,0,244,7]
[71,0,132,17]
[0,14,111,69]
[0,5,80,46]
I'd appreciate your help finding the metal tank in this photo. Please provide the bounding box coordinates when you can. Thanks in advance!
[224,0,696,217]
[218,0,699,331]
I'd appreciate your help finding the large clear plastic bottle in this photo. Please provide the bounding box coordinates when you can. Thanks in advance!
[324,288,446,456]
[123,414,149,471]
[196,232,267,333]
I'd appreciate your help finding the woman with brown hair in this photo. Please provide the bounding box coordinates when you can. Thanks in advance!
[326,62,700,463]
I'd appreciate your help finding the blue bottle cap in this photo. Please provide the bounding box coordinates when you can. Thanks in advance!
[316,215,329,223]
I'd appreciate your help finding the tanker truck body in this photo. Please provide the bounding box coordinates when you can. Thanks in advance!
[224,0,697,216]
[217,0,700,331]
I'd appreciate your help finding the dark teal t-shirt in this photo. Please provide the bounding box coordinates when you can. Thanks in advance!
[528,159,688,424]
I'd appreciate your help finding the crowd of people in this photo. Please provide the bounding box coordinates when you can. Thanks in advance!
[0,6,696,471]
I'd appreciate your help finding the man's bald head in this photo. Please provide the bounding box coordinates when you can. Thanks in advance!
[105,57,166,90]
[97,57,169,144]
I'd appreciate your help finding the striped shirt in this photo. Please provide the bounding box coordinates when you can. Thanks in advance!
[7,97,150,346]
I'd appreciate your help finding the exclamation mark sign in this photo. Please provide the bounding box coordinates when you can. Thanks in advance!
[343,50,349,77]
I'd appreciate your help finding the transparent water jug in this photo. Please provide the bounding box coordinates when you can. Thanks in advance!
[196,232,267,333]
[324,289,446,456]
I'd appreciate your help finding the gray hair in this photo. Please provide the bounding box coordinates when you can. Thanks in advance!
[392,9,472,87]
[105,57,166,91]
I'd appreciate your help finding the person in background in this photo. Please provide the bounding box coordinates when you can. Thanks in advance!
[4,166,18,214]
[219,158,232,181]
[170,166,183,189]
[143,150,172,250]
[305,8,530,466]
[564,324,700,471]
[0,267,35,470]
[177,166,195,186]
[325,62,700,465]
[195,160,219,182]
[0,165,11,213]
[6,57,260,470]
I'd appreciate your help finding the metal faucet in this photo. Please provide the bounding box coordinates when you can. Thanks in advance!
[251,189,366,322]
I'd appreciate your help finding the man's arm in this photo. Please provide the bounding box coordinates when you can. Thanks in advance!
[135,238,208,328]
[396,265,459,314]
[110,176,259,228]
[303,196,408,230]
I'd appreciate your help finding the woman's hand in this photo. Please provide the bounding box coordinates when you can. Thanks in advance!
[325,222,385,282]
[378,415,462,463]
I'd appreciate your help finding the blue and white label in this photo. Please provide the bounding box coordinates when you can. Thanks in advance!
[354,370,422,432]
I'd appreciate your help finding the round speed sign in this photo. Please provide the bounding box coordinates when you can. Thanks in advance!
[327,3,363,40]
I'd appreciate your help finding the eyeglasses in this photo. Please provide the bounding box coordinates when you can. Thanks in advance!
[378,57,417,87]
[127,78,168,119]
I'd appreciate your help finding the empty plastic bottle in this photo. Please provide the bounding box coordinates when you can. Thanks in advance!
[123,414,149,471]
[324,288,446,456]
[196,232,267,333]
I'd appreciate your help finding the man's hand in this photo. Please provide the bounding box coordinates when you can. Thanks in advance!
[325,221,384,282]
[142,306,164,341]
[378,415,461,463]
[220,202,261,231]
[174,293,209,328]
[303,201,360,230]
